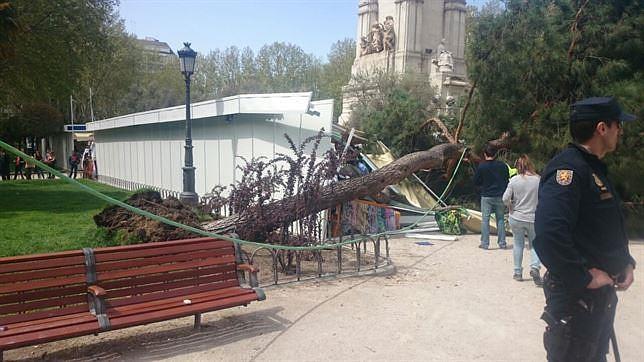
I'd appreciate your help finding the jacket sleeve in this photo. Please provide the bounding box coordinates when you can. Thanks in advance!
[534,163,592,296]
[502,179,513,207]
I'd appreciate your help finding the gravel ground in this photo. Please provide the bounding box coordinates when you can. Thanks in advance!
[6,234,643,361]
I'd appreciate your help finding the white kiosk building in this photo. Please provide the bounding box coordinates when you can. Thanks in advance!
[86,92,333,197]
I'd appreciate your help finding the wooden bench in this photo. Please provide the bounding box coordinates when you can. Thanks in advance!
[0,237,264,360]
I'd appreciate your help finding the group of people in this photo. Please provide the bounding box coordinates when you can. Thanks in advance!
[476,97,636,361]
[0,144,96,181]
[474,143,543,285]
[0,149,57,180]
[65,147,96,179]
[67,148,95,179]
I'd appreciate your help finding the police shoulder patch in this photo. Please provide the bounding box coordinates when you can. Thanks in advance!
[555,169,574,186]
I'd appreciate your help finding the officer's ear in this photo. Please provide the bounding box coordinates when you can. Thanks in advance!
[595,121,609,135]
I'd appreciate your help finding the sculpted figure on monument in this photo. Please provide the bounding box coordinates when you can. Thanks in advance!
[371,23,384,53]
[437,38,447,54]
[383,16,395,51]
[360,35,371,56]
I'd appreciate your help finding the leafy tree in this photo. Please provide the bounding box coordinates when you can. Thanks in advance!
[351,73,438,156]
[0,0,144,143]
[255,42,321,94]
[465,0,643,201]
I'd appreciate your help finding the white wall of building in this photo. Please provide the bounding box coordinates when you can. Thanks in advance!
[91,97,333,196]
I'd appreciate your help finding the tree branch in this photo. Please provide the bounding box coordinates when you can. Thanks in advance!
[454,78,477,142]
[422,117,456,144]
[568,0,590,62]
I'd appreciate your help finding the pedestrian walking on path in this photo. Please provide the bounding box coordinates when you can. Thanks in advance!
[503,154,542,285]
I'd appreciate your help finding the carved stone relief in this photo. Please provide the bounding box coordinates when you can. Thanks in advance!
[360,17,395,56]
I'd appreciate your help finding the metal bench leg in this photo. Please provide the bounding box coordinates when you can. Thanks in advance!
[194,314,202,330]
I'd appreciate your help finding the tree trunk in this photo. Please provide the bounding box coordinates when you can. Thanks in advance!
[203,143,463,239]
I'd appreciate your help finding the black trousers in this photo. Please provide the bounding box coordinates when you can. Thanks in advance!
[542,272,617,362]
[68,163,78,178]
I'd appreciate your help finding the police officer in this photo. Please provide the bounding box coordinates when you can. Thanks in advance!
[534,97,636,361]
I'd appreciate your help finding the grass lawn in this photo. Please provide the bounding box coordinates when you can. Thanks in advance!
[0,179,132,257]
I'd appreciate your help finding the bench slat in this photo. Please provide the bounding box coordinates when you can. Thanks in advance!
[0,284,86,306]
[94,240,234,263]
[109,292,258,330]
[107,279,240,309]
[0,276,86,294]
[0,313,96,338]
[0,265,86,284]
[0,250,84,265]
[2,309,93,330]
[0,294,87,315]
[96,255,236,282]
[0,304,89,326]
[104,271,237,300]
[91,237,222,254]
[95,248,233,272]
[97,264,233,291]
[0,255,86,274]
[0,318,99,351]
[108,286,254,316]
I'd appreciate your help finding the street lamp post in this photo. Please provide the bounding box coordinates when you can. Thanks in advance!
[178,42,198,205]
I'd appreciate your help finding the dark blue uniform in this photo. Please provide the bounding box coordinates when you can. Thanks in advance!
[534,143,633,294]
[534,143,635,361]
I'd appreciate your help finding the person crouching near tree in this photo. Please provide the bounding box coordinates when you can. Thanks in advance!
[534,97,636,361]
[503,154,542,286]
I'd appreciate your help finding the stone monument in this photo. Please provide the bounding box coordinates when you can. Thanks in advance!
[339,0,468,125]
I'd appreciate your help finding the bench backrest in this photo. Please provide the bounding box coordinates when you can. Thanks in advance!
[91,237,241,309]
[0,250,90,326]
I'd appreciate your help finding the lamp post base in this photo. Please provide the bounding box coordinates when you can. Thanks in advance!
[179,191,199,206]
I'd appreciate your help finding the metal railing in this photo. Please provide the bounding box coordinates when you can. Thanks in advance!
[240,234,392,286]
[97,175,179,199]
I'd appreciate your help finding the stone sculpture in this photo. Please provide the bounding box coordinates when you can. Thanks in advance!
[360,17,395,56]
[383,16,395,51]
[437,38,447,55]
[371,23,384,53]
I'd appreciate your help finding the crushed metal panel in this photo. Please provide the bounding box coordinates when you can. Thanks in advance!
[364,142,440,209]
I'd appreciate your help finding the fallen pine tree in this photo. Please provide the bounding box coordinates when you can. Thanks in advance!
[202,142,463,241]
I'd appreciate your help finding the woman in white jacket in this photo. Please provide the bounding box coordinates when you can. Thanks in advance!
[503,155,542,286]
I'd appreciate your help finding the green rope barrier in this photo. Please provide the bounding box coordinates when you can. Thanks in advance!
[0,139,467,250]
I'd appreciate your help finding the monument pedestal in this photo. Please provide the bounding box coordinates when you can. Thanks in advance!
[339,0,469,125]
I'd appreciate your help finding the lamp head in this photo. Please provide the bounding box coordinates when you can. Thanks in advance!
[178,42,197,76]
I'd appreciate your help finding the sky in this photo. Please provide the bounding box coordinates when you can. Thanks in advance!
[118,0,486,61]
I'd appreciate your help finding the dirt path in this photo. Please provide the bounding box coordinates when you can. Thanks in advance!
[7,235,643,361]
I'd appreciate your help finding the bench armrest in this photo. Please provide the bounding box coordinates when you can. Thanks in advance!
[87,285,107,297]
[237,264,259,273]
[237,263,260,287]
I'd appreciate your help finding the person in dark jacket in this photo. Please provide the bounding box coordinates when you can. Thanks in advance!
[0,150,10,180]
[68,150,80,179]
[534,97,636,361]
[474,144,509,249]
[13,150,26,180]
